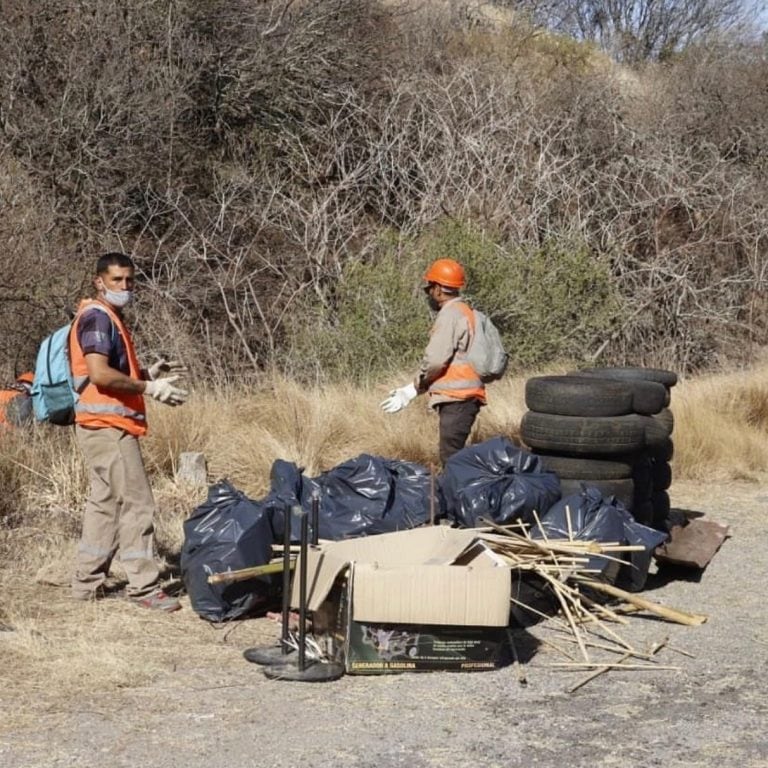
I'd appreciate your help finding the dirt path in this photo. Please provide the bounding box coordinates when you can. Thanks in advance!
[2,480,768,768]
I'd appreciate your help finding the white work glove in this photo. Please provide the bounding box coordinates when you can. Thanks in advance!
[144,376,188,406]
[380,383,418,414]
[147,358,188,380]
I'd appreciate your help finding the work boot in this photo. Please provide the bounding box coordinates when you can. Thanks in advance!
[71,585,108,602]
[130,588,181,613]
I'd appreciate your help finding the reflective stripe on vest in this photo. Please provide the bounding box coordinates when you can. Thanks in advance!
[74,401,147,421]
[69,299,148,437]
[428,301,486,402]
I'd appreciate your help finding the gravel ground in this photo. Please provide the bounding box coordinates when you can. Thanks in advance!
[2,479,767,768]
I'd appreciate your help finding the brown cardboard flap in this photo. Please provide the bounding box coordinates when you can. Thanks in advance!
[320,526,480,566]
[351,563,511,627]
[292,527,513,623]
[295,547,350,612]
[293,527,491,611]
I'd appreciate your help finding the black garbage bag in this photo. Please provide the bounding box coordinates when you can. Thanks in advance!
[264,459,304,542]
[531,485,667,591]
[439,436,560,528]
[180,481,275,621]
[269,455,433,542]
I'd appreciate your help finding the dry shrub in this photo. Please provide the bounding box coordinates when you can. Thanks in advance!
[2,4,767,381]
[0,426,86,535]
[2,364,768,712]
[671,365,768,481]
[170,374,526,495]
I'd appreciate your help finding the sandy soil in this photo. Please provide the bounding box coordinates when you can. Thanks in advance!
[2,479,767,768]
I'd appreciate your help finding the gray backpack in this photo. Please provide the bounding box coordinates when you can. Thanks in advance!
[466,309,508,382]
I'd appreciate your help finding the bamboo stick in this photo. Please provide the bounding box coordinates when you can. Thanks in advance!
[546,663,681,671]
[569,651,633,692]
[575,590,630,626]
[547,574,591,663]
[207,560,295,585]
[574,578,708,626]
[558,635,655,660]
[536,633,577,661]
[665,643,696,659]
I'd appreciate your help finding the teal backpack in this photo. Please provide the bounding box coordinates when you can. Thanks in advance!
[31,306,114,425]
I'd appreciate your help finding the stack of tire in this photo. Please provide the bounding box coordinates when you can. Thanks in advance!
[520,367,677,530]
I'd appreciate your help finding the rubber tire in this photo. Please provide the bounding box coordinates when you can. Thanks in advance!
[653,407,674,435]
[641,414,671,448]
[651,460,672,491]
[570,372,668,415]
[631,455,653,505]
[651,490,671,530]
[521,412,646,456]
[631,455,652,487]
[574,366,678,388]
[632,500,654,526]
[525,375,633,417]
[559,478,635,510]
[536,454,632,480]
[648,437,674,463]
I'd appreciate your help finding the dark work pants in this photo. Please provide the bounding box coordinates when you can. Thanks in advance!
[437,399,481,465]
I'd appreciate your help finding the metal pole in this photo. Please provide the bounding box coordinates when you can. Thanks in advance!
[430,463,436,525]
[298,509,309,672]
[280,504,296,655]
[310,488,320,546]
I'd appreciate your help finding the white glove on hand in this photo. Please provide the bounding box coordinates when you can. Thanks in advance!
[380,383,418,414]
[144,376,188,406]
[147,358,188,380]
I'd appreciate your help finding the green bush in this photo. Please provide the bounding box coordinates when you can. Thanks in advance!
[283,234,431,382]
[494,239,622,369]
[284,220,623,381]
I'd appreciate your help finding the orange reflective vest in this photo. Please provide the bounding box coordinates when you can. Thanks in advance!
[69,299,147,436]
[0,389,22,427]
[427,301,486,403]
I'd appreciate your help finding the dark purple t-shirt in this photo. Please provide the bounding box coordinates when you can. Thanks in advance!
[76,308,128,375]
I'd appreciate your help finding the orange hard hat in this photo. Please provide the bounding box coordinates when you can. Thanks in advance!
[16,371,34,385]
[422,259,466,289]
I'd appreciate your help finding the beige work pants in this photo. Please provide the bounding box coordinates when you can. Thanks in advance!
[72,425,159,598]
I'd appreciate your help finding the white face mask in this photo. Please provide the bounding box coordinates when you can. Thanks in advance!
[103,288,133,308]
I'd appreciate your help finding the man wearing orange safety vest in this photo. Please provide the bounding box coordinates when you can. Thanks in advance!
[0,371,34,429]
[70,252,188,611]
[381,258,485,464]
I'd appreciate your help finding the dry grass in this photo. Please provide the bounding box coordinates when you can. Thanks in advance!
[672,364,768,481]
[2,364,768,722]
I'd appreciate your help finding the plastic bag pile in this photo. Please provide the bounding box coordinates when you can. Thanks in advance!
[181,437,667,621]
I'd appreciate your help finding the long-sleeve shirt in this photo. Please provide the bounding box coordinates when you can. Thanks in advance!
[416,298,482,408]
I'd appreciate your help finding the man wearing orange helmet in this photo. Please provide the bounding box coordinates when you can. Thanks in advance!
[0,372,34,429]
[380,258,485,463]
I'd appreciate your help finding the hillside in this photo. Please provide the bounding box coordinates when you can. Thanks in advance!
[0,1,766,384]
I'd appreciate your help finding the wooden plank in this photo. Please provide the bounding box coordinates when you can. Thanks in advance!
[654,518,730,569]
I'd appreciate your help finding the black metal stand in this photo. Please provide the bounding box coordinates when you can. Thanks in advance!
[263,504,344,683]
[243,503,297,666]
[311,488,320,545]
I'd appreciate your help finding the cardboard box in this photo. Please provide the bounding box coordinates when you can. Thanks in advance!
[292,526,512,673]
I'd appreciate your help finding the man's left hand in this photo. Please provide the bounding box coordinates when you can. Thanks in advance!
[147,358,188,380]
[380,383,418,414]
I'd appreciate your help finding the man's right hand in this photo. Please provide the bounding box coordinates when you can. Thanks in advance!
[144,376,188,406]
